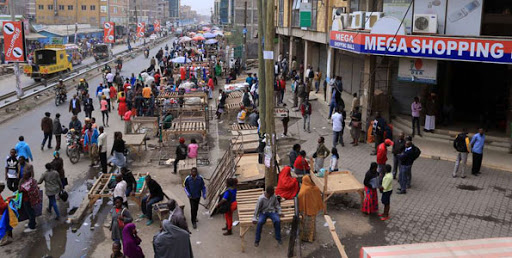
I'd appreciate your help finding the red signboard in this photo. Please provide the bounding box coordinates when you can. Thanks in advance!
[136,22,145,38]
[154,20,161,32]
[3,21,26,62]
[103,22,115,43]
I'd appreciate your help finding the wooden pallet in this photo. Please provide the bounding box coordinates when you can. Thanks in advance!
[131,117,158,134]
[128,173,149,207]
[87,174,114,208]
[163,121,207,141]
[231,124,257,131]
[228,91,243,99]
[237,189,295,252]
[155,189,187,221]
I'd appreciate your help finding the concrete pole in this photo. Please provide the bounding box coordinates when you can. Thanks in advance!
[257,0,266,133]
[243,1,247,69]
[264,0,276,187]
[107,0,112,59]
[9,0,22,98]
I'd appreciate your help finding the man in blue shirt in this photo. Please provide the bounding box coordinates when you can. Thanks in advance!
[183,167,206,229]
[470,128,485,176]
[15,136,33,162]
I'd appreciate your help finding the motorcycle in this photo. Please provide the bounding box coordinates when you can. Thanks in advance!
[66,132,85,164]
[54,88,67,106]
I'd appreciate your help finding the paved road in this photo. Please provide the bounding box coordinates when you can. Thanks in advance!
[0,39,153,97]
[0,36,174,258]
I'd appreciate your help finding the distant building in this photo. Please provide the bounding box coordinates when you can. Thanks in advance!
[168,0,180,22]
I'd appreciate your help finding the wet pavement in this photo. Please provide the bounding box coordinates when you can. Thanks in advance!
[0,37,174,258]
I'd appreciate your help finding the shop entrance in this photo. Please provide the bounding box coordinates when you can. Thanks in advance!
[442,61,509,133]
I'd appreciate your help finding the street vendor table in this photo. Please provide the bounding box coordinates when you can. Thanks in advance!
[309,171,364,214]
[124,133,147,161]
[360,237,512,258]
[237,188,295,252]
[131,117,158,134]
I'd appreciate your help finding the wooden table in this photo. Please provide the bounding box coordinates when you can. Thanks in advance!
[124,133,147,161]
[237,189,295,252]
[130,117,158,134]
[309,171,364,214]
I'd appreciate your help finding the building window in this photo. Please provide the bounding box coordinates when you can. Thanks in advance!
[68,5,73,10]
[278,0,284,27]
[113,7,117,13]
[310,0,318,30]
[38,5,43,10]
[58,5,64,10]
[100,6,107,13]
[90,5,96,10]
[81,5,86,10]
[48,4,53,10]
[291,0,300,27]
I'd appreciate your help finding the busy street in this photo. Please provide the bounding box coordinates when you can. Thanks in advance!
[1,0,512,258]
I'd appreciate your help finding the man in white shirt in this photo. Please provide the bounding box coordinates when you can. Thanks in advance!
[113,174,127,206]
[97,126,108,173]
[106,72,114,87]
[332,108,344,147]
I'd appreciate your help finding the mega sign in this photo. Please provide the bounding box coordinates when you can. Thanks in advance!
[103,22,115,43]
[330,31,512,64]
[3,21,26,62]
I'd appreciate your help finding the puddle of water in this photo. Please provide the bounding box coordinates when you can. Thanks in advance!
[456,184,482,191]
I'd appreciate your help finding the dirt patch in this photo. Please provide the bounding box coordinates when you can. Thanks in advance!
[493,186,508,192]
[449,213,507,224]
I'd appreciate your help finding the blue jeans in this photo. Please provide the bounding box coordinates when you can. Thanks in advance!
[328,100,337,118]
[255,212,281,243]
[399,165,412,192]
[333,130,344,146]
[23,201,36,229]
[141,195,163,220]
[48,195,60,218]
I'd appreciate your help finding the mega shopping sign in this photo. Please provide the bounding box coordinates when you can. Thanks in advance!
[330,31,512,64]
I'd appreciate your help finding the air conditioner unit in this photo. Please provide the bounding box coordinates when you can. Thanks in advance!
[364,12,383,30]
[413,14,437,34]
[350,11,365,30]
[332,8,349,30]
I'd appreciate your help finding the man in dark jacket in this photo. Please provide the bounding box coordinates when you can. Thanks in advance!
[183,167,206,229]
[289,144,301,168]
[83,93,94,118]
[167,199,189,233]
[69,94,81,115]
[397,141,414,194]
[392,132,406,179]
[69,115,82,136]
[53,113,62,151]
[174,137,188,174]
[41,112,53,150]
[141,175,164,225]
[371,112,387,155]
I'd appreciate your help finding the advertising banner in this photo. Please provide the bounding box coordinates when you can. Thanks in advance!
[445,0,482,36]
[2,21,27,62]
[154,20,161,32]
[329,30,512,65]
[398,58,437,84]
[103,22,115,43]
[136,22,145,38]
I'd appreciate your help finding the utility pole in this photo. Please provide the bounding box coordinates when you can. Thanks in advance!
[8,0,22,98]
[264,0,276,187]
[107,0,112,60]
[257,0,266,133]
[242,1,247,69]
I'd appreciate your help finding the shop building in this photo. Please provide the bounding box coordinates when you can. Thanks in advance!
[276,0,512,147]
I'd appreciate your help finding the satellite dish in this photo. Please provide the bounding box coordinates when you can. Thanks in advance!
[370,16,406,35]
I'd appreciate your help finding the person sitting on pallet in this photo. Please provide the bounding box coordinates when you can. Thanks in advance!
[139,175,164,226]
[174,137,188,174]
[167,199,190,233]
[253,186,283,247]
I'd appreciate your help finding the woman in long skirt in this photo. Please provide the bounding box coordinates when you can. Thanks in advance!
[298,175,324,242]
[362,162,379,214]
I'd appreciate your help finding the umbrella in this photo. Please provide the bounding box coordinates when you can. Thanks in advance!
[179,36,192,43]
[205,39,218,45]
[188,32,196,36]
[192,36,205,41]
[202,27,211,32]
[213,31,224,37]
[171,56,191,64]
[204,32,216,39]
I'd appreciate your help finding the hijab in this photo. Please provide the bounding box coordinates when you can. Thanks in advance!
[298,175,324,216]
[275,166,299,200]
[122,223,144,258]
[153,220,193,258]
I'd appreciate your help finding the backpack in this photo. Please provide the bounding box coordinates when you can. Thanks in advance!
[308,70,314,78]
[453,134,468,152]
[411,145,421,161]
[242,93,251,107]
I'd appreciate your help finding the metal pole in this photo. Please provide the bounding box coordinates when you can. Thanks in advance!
[107,0,112,60]
[243,1,247,69]
[257,0,265,133]
[264,0,276,187]
[9,0,22,98]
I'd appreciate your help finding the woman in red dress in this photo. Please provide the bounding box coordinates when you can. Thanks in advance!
[362,162,379,215]
[117,92,128,119]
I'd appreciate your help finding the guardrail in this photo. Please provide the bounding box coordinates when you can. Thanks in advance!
[0,36,171,110]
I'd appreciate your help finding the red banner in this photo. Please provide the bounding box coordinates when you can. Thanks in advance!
[103,22,115,43]
[3,21,26,62]
[136,22,145,38]
[154,20,161,32]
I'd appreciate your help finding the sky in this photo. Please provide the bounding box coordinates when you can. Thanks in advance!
[181,0,213,16]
